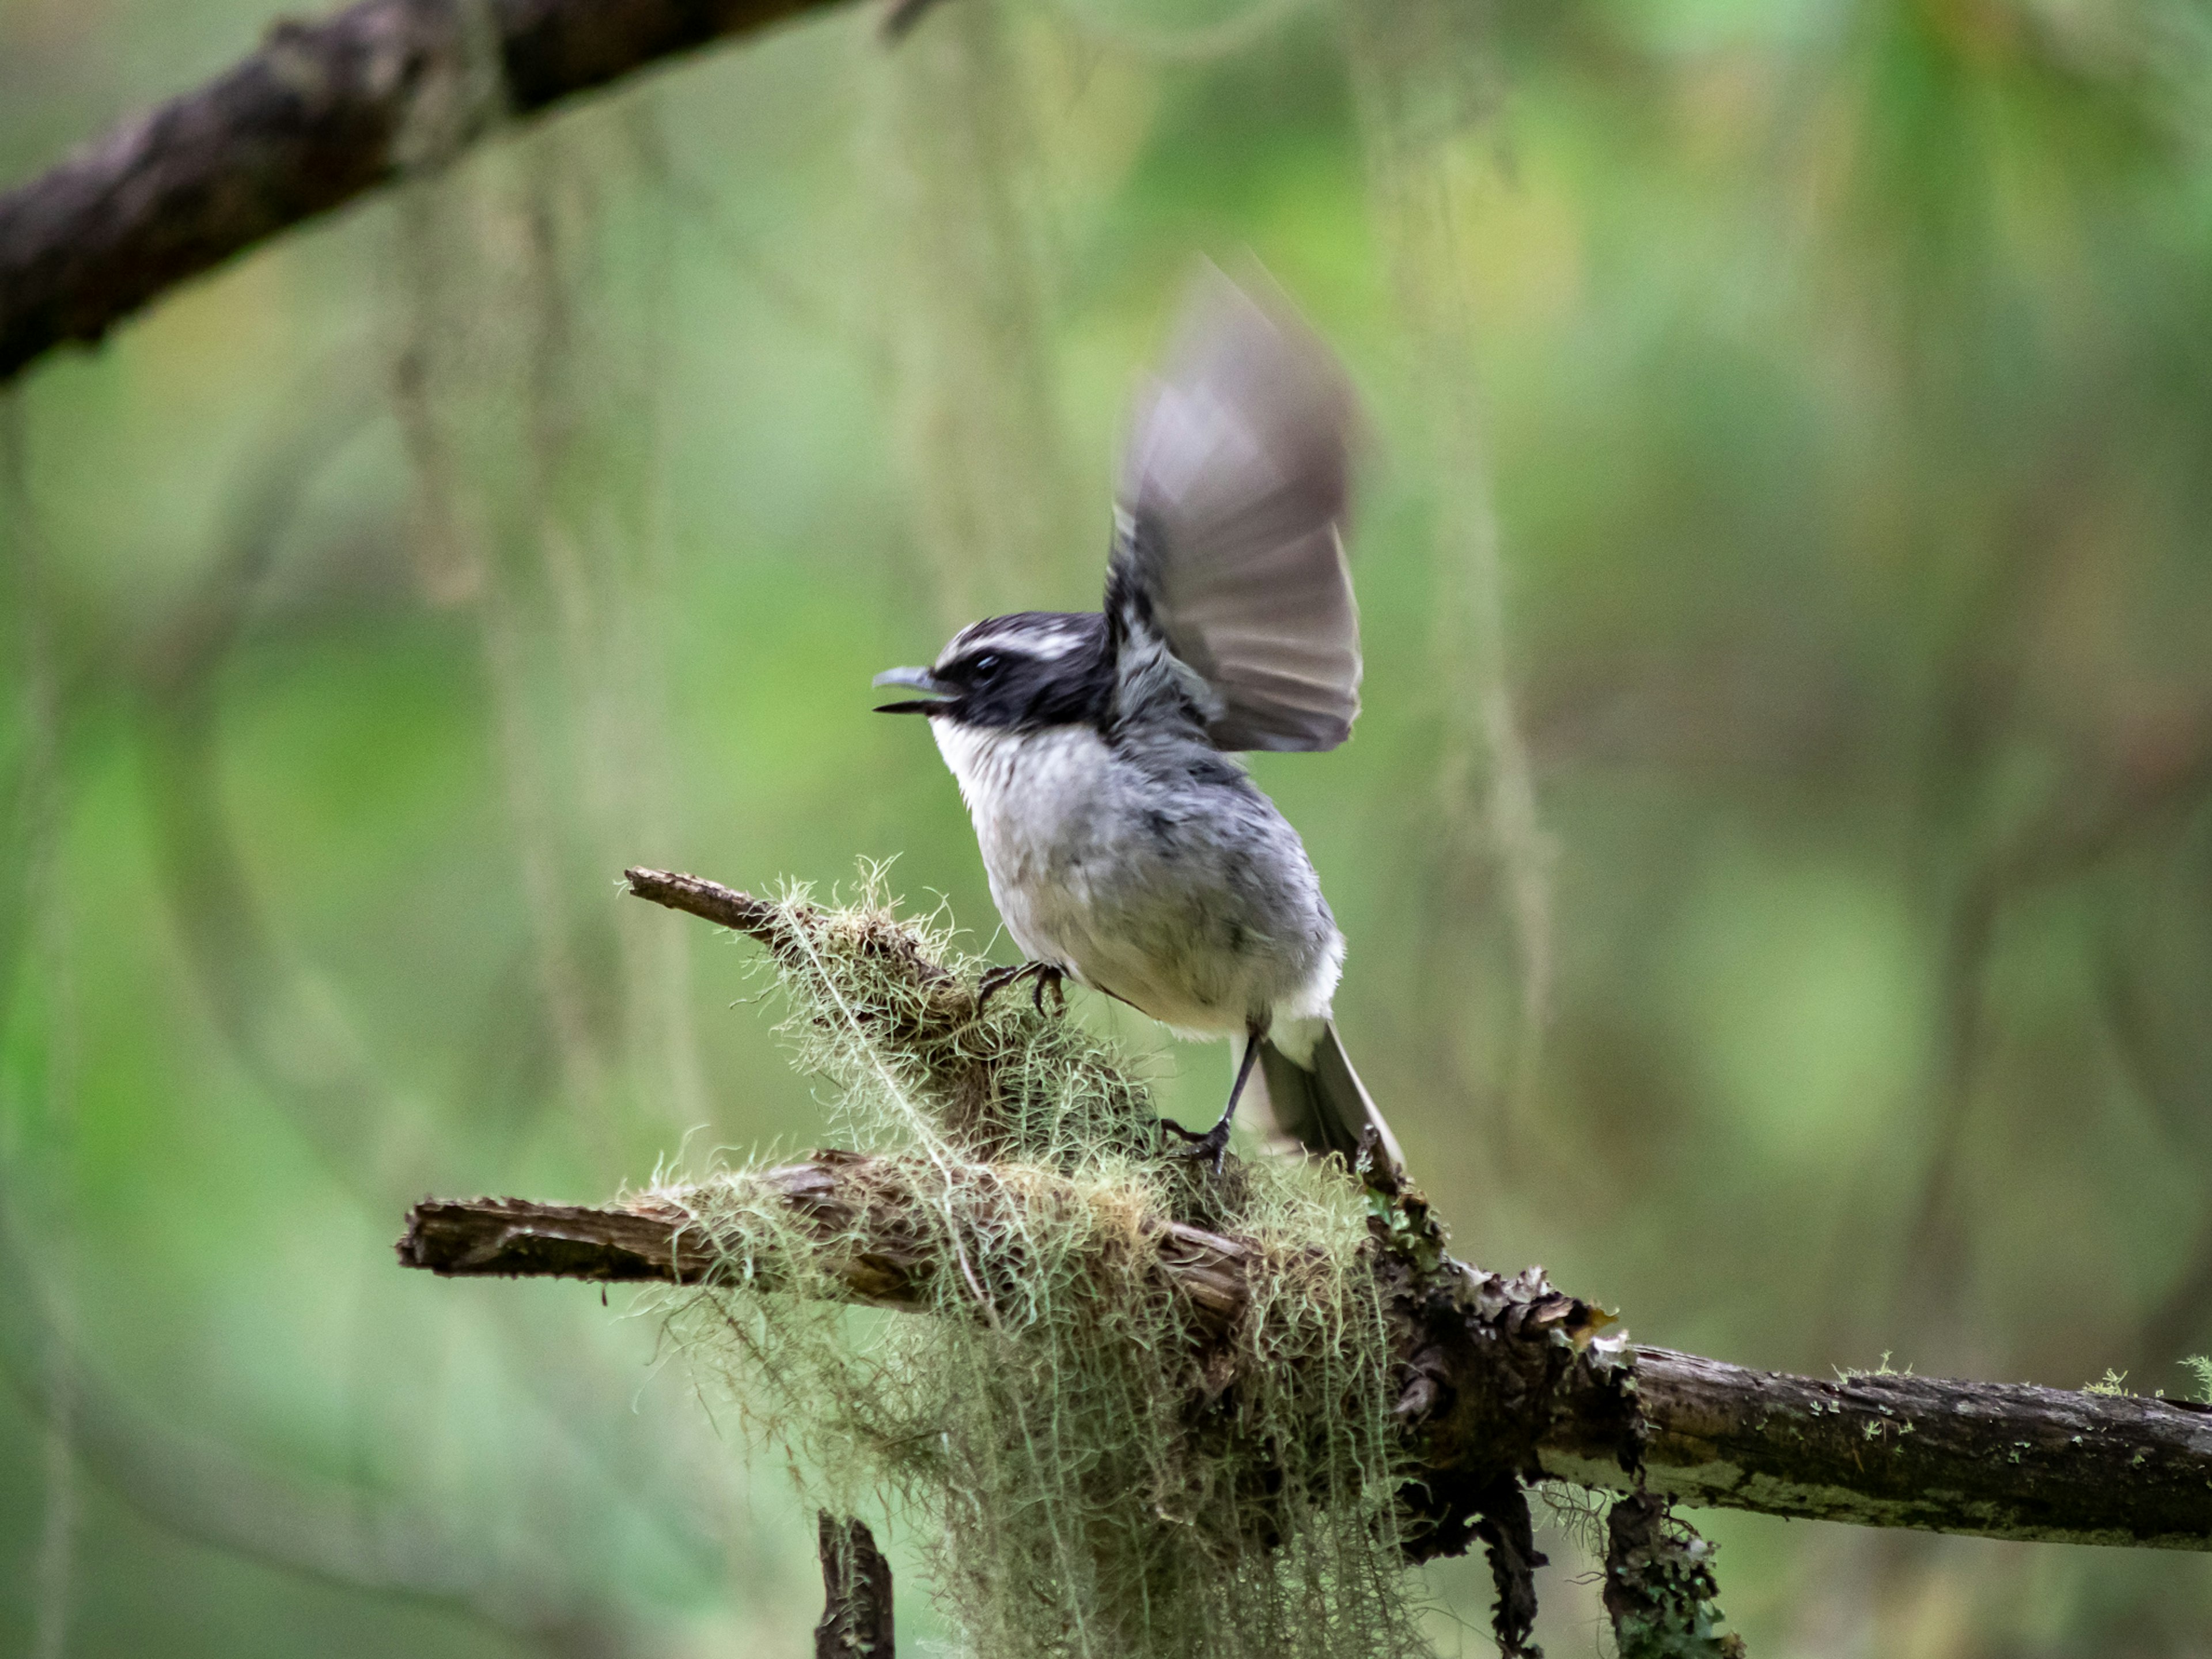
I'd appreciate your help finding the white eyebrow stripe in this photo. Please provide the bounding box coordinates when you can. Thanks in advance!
[944,619,1090,663]
[1022,630,1086,661]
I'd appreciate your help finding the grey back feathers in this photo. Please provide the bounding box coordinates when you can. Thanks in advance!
[1111,268,1363,754]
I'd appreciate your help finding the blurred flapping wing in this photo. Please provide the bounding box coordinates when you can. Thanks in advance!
[1112,268,1362,753]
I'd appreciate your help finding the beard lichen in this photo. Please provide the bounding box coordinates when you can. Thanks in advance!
[644,880,1431,1659]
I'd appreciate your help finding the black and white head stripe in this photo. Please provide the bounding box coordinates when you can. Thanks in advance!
[926,612,1116,730]
[897,611,1115,730]
[941,612,1099,668]
[878,269,1362,753]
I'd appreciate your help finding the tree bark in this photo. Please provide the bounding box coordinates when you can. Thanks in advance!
[0,0,855,384]
[396,1168,2212,1555]
[400,1154,1256,1334]
[1546,1349,2212,1549]
[815,1512,894,1659]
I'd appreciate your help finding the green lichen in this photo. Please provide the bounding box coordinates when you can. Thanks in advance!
[1834,1351,1912,1382]
[1604,1494,1745,1659]
[2181,1355,2212,1406]
[647,879,1429,1659]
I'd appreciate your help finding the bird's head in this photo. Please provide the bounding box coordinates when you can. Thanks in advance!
[873,611,1109,732]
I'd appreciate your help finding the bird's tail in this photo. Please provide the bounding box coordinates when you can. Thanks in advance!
[1248,1018,1406,1175]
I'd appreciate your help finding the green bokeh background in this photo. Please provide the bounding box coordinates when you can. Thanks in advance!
[3,0,2211,1652]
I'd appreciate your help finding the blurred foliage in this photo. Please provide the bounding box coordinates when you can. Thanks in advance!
[3,0,2212,1652]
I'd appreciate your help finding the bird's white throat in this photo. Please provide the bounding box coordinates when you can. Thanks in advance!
[930,719,1107,830]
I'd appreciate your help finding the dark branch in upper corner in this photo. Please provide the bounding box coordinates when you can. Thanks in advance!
[0,0,870,384]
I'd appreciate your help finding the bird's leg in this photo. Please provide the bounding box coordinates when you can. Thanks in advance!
[1032,964,1066,1014]
[975,960,1066,1016]
[1160,1024,1264,1174]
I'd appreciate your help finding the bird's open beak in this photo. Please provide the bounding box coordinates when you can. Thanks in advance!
[872,665,952,715]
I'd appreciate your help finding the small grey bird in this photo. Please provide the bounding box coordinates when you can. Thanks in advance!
[874,271,1403,1173]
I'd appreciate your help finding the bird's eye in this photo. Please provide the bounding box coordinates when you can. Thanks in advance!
[970,653,1003,681]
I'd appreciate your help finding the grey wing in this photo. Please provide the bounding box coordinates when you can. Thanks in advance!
[1113,267,1362,753]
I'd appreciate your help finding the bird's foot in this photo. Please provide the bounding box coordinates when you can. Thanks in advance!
[1158,1116,1234,1175]
[975,960,1066,1016]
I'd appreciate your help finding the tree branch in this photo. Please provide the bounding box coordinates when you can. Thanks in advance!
[0,0,859,384]
[396,1166,2212,1554]
[1546,1349,2212,1550]
[399,1153,1256,1335]
[623,864,790,942]
[601,866,2212,1558]
[399,864,2212,1648]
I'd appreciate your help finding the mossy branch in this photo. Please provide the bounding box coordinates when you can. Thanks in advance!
[400,1152,1255,1336]
[0,0,873,384]
[397,867,2210,1657]
[397,1163,2212,1554]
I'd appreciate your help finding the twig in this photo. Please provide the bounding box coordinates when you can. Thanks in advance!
[623,864,788,939]
[0,0,859,383]
[399,1156,1256,1336]
[815,1512,895,1659]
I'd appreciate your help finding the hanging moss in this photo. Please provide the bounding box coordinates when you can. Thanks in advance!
[646,877,1431,1659]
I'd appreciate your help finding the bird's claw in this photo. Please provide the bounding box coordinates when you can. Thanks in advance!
[975,960,1066,1016]
[1157,1116,1233,1175]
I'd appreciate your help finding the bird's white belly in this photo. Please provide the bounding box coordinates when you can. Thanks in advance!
[930,721,1340,1036]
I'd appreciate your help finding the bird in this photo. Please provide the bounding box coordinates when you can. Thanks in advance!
[873,268,1403,1174]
